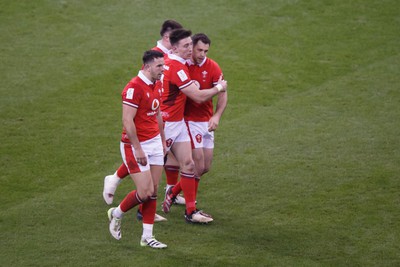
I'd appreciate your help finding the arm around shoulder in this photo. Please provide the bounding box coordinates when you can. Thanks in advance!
[181,79,227,104]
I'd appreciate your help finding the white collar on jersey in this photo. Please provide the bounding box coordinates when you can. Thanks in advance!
[168,53,187,64]
[187,57,207,67]
[138,70,153,85]
[156,40,170,54]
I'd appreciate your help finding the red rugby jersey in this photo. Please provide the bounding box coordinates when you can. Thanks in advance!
[151,40,169,54]
[121,71,162,142]
[160,54,193,122]
[184,57,223,122]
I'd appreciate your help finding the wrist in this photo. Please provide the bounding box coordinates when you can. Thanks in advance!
[216,84,223,92]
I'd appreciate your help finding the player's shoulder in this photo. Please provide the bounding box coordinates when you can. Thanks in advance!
[163,55,173,65]
[203,58,222,75]
[151,46,163,53]
[205,57,221,68]
[168,60,189,76]
[123,77,146,94]
[168,57,186,68]
[124,76,141,88]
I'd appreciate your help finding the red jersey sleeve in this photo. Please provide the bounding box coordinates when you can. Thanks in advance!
[122,83,142,109]
[211,62,223,86]
[171,66,193,89]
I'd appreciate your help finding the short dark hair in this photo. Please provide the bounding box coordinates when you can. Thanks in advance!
[142,50,164,65]
[160,20,183,37]
[169,28,192,46]
[192,33,211,46]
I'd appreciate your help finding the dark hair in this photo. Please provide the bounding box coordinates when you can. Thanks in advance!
[169,28,192,46]
[192,33,211,46]
[142,50,164,65]
[160,20,183,37]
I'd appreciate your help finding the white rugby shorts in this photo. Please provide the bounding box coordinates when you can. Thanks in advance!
[120,134,164,174]
[164,119,191,151]
[186,121,214,149]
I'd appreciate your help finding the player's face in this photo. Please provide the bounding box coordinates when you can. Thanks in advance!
[174,36,193,60]
[192,41,209,65]
[149,57,165,81]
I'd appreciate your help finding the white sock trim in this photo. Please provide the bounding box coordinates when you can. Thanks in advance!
[113,206,124,218]
[142,223,154,239]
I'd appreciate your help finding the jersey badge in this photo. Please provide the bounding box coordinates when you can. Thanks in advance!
[126,88,134,99]
[177,69,188,82]
[166,138,173,148]
[195,134,202,143]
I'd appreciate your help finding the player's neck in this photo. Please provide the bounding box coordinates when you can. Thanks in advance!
[160,40,170,50]
[139,70,155,84]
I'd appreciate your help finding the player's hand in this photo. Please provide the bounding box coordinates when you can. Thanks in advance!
[135,147,147,166]
[208,116,220,132]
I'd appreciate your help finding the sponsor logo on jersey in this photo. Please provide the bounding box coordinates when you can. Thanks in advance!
[151,99,160,110]
[146,99,160,116]
[161,111,169,120]
[146,111,157,116]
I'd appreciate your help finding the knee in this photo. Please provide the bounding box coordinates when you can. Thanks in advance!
[145,188,155,199]
[181,158,195,173]
[138,188,154,202]
[202,162,212,175]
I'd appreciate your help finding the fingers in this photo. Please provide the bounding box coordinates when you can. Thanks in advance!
[208,122,218,132]
[137,157,147,166]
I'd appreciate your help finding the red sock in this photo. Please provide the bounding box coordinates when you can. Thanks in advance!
[141,196,157,224]
[165,165,179,186]
[171,181,182,195]
[194,177,200,200]
[138,204,143,214]
[180,172,196,214]
[120,190,143,212]
[117,163,129,179]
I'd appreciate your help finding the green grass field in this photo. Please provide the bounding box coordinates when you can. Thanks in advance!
[1,0,399,266]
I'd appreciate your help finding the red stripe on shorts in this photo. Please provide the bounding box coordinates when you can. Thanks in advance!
[124,143,141,174]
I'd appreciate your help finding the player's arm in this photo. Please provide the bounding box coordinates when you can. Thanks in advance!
[122,104,147,166]
[156,110,167,154]
[181,77,227,104]
[209,90,228,131]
